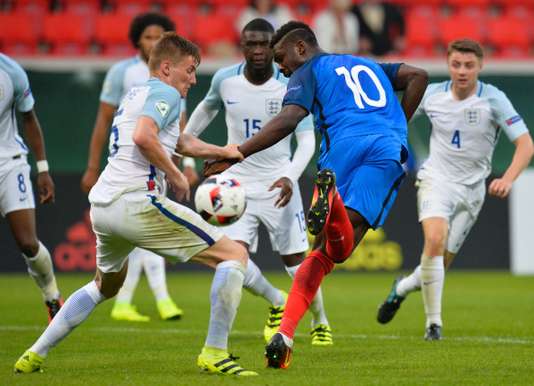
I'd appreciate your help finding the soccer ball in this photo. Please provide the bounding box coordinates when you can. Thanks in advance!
[194,177,246,226]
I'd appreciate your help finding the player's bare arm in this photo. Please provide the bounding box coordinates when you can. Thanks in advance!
[176,132,244,161]
[489,132,534,198]
[21,109,55,204]
[81,101,116,193]
[134,115,190,201]
[391,64,428,121]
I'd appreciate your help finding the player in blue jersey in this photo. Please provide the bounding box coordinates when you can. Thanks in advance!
[205,21,428,368]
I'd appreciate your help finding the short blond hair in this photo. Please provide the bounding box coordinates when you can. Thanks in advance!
[447,39,484,60]
[148,32,200,72]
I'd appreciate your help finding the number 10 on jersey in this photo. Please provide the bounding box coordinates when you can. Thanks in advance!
[244,118,262,138]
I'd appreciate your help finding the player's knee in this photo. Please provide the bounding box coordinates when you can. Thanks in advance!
[232,243,249,267]
[424,231,447,255]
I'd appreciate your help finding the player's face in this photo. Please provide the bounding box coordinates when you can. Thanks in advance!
[241,31,273,71]
[168,55,198,98]
[138,25,166,62]
[273,42,302,77]
[447,51,482,92]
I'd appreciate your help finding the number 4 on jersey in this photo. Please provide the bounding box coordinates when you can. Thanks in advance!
[451,130,461,148]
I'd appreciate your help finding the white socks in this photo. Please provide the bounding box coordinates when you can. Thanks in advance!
[396,265,422,297]
[30,281,105,356]
[243,258,285,307]
[23,241,60,302]
[114,250,143,304]
[143,251,171,302]
[285,264,329,327]
[420,255,444,327]
[205,260,245,350]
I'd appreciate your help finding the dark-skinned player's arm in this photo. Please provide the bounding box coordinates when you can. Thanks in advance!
[203,104,308,176]
[391,64,428,122]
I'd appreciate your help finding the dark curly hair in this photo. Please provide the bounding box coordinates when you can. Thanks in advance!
[270,21,317,48]
[242,18,274,34]
[129,13,175,48]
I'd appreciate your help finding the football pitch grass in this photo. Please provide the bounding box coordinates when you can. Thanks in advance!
[1,271,533,385]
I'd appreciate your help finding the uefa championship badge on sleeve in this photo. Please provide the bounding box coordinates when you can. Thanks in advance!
[156,100,170,117]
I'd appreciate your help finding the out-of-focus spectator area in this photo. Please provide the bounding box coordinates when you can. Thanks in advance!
[0,0,533,59]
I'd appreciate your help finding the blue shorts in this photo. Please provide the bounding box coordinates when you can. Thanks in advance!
[318,134,406,229]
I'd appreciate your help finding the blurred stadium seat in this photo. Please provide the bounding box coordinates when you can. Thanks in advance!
[0,0,532,58]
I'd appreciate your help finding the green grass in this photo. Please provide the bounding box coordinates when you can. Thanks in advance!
[1,271,534,385]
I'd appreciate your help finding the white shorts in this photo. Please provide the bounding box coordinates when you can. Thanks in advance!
[221,180,309,255]
[90,191,224,273]
[0,158,35,217]
[417,177,485,254]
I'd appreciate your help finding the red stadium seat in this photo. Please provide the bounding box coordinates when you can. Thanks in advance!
[43,12,93,55]
[167,6,196,39]
[10,0,48,14]
[192,11,238,51]
[0,12,42,55]
[446,0,490,9]
[437,13,485,46]
[404,6,437,56]
[94,13,135,55]
[487,15,531,57]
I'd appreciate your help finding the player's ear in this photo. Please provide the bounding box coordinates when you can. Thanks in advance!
[296,40,306,56]
[161,60,170,77]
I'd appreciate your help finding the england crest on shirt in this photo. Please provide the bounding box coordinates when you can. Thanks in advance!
[464,108,481,126]
[265,98,282,117]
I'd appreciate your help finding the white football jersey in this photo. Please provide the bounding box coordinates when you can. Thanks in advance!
[199,63,314,183]
[100,55,187,112]
[0,54,34,166]
[89,78,181,205]
[416,81,528,185]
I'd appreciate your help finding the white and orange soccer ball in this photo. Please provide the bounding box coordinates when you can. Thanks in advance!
[194,177,246,226]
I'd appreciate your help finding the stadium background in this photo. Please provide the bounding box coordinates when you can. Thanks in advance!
[0,0,533,274]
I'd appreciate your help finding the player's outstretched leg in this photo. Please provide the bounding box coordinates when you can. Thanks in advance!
[307,169,336,235]
[110,250,149,322]
[195,237,257,376]
[265,249,334,369]
[377,265,422,324]
[142,251,184,320]
[285,264,332,346]
[14,269,123,373]
[242,258,287,342]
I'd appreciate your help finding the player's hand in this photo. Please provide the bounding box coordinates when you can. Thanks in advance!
[37,172,55,204]
[81,167,99,194]
[183,166,199,187]
[269,177,293,208]
[203,159,236,177]
[488,177,513,198]
[219,144,244,162]
[167,172,190,202]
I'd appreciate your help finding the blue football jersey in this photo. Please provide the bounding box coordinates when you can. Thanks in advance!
[283,53,407,160]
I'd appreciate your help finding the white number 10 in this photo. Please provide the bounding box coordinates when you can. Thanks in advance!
[335,65,387,109]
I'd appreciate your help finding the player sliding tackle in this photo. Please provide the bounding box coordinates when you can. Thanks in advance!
[204,20,428,369]
[15,33,257,376]
[377,39,534,340]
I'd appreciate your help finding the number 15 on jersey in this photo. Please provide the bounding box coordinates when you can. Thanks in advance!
[244,118,261,138]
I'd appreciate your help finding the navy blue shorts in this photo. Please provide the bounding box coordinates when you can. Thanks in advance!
[318,135,406,229]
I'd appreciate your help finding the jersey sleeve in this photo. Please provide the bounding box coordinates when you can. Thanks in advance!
[10,61,34,113]
[295,113,314,133]
[203,68,226,109]
[488,85,528,141]
[282,63,316,113]
[100,62,126,106]
[378,62,401,87]
[141,84,181,130]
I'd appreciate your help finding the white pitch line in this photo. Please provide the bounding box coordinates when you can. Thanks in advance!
[0,325,532,346]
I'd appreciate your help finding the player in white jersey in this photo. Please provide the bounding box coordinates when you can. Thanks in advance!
[80,13,186,322]
[377,39,534,339]
[0,53,63,322]
[15,33,257,376]
[185,18,332,345]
